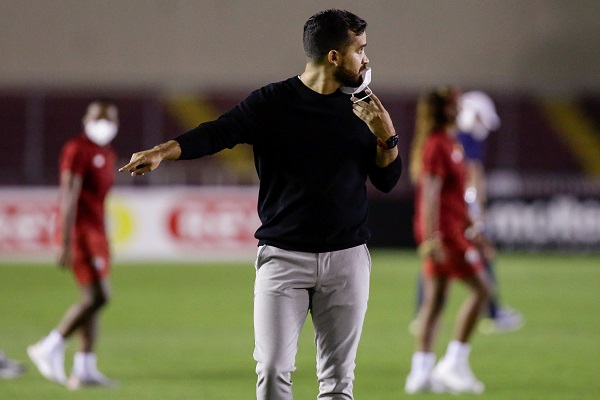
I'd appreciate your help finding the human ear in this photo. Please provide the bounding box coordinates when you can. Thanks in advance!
[327,50,339,66]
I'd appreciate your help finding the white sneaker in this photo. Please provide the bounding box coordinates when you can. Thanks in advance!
[405,352,446,394]
[27,343,66,384]
[405,369,429,393]
[405,370,445,394]
[0,352,26,379]
[431,358,484,394]
[66,370,119,390]
[480,308,524,334]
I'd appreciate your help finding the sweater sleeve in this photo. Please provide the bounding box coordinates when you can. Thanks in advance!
[367,153,402,193]
[174,89,265,160]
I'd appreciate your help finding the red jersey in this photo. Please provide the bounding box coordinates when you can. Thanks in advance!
[414,130,470,251]
[59,134,116,233]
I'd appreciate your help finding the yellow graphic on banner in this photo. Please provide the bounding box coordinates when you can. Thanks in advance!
[165,95,256,183]
[542,100,600,177]
[106,195,135,248]
[166,95,220,129]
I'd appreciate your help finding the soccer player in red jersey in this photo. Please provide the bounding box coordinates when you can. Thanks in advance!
[28,100,118,389]
[405,87,491,394]
[409,91,523,335]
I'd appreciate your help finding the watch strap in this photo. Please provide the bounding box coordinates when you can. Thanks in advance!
[376,134,398,150]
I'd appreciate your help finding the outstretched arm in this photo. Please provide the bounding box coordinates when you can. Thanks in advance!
[119,140,182,176]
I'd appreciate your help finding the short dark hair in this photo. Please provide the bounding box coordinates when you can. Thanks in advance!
[303,9,367,62]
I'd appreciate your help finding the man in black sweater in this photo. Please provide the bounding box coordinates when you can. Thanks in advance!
[121,9,401,400]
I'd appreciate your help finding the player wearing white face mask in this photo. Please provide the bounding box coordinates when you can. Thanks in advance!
[28,101,119,390]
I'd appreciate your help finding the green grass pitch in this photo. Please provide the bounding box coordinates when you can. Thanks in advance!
[1,250,598,399]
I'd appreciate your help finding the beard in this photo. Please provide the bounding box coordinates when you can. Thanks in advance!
[334,65,363,87]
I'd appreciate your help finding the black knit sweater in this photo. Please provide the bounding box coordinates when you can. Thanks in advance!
[175,76,402,252]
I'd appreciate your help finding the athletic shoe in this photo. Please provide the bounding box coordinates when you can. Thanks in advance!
[66,371,119,390]
[405,368,429,394]
[405,352,446,394]
[405,370,446,394]
[431,358,484,394]
[0,352,26,379]
[27,343,66,384]
[479,307,524,334]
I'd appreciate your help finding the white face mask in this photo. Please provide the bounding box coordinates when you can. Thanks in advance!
[341,67,372,102]
[84,119,118,146]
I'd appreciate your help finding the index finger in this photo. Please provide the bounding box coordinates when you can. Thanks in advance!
[366,90,384,109]
[119,156,148,172]
[118,160,139,172]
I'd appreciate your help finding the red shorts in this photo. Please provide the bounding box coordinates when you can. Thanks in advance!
[422,242,484,279]
[71,228,111,285]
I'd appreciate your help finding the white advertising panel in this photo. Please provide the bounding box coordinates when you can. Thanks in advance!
[0,187,261,263]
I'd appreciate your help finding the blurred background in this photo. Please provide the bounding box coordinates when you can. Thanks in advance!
[1,0,600,259]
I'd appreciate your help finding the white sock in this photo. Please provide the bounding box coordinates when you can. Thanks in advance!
[411,351,436,374]
[444,340,470,364]
[84,353,98,374]
[73,352,88,377]
[41,330,65,353]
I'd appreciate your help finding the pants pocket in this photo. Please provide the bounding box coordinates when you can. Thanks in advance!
[254,244,268,271]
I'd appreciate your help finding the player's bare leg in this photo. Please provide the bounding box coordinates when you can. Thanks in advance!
[56,279,110,339]
[406,276,448,393]
[418,276,448,351]
[453,271,489,343]
[28,279,112,387]
[58,279,118,389]
[431,270,490,394]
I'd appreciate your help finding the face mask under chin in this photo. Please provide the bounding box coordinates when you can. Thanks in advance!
[340,67,373,102]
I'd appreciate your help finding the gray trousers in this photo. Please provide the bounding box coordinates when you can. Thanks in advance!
[253,244,371,400]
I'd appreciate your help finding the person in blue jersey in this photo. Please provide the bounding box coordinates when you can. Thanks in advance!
[456,91,523,334]
[120,9,402,400]
[409,90,523,336]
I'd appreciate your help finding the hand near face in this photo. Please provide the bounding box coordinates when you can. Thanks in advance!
[351,90,396,141]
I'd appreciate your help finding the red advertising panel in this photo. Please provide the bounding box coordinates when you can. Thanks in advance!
[0,187,262,261]
[167,193,260,249]
[0,199,57,252]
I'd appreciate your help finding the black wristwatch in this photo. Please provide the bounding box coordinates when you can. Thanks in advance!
[376,134,398,150]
